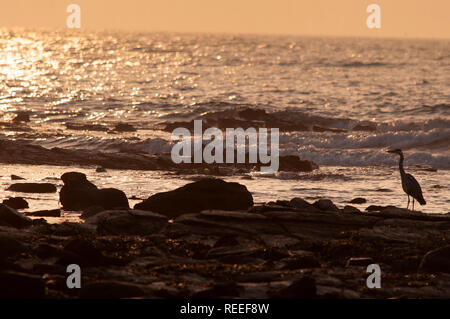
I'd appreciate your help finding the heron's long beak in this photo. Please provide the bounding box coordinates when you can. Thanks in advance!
[387,149,396,153]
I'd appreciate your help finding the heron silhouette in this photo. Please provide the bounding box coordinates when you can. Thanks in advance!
[387,149,426,210]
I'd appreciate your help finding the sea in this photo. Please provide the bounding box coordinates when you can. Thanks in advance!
[0,29,449,218]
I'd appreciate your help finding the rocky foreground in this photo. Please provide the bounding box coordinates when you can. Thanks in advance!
[1,176,450,299]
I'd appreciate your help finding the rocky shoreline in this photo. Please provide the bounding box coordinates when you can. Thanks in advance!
[0,174,449,299]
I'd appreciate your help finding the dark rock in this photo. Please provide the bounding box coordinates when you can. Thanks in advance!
[352,124,376,132]
[0,235,26,258]
[282,255,320,270]
[270,276,317,298]
[7,183,56,193]
[60,172,129,210]
[289,197,314,210]
[2,197,29,209]
[11,175,25,180]
[27,209,61,217]
[349,197,367,204]
[80,281,145,299]
[346,257,374,267]
[134,178,253,218]
[213,235,240,248]
[313,199,339,211]
[343,205,361,213]
[62,238,116,267]
[95,167,107,173]
[279,155,318,172]
[86,210,168,235]
[97,188,129,210]
[0,204,32,228]
[419,246,450,273]
[0,271,45,298]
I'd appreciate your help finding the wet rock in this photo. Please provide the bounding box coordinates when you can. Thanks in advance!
[213,235,240,248]
[0,271,45,298]
[2,197,29,209]
[27,209,61,217]
[352,124,376,132]
[11,175,25,180]
[0,204,32,228]
[282,255,320,270]
[95,166,107,173]
[0,235,26,258]
[60,238,120,267]
[289,197,314,210]
[343,205,361,213]
[7,183,56,193]
[278,155,319,172]
[80,281,145,299]
[86,210,168,235]
[270,276,317,298]
[60,172,129,210]
[349,197,366,204]
[419,246,450,273]
[134,178,253,218]
[346,257,374,267]
[313,199,339,211]
[97,188,130,210]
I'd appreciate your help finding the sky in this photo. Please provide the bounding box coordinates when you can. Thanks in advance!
[0,0,449,38]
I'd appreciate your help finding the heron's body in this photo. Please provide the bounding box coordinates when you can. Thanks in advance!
[388,149,426,210]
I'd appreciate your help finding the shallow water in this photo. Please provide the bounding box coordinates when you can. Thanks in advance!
[1,164,448,223]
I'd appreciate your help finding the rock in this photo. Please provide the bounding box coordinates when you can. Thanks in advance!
[352,124,376,132]
[80,281,145,299]
[346,257,374,267]
[86,210,168,235]
[7,183,56,193]
[134,178,253,218]
[270,276,317,298]
[27,209,61,217]
[343,205,361,213]
[282,255,320,270]
[278,155,319,172]
[349,197,366,204]
[11,175,25,180]
[0,204,32,228]
[60,238,120,267]
[313,199,339,211]
[97,188,129,210]
[0,235,26,258]
[59,172,129,210]
[0,271,45,298]
[2,197,29,209]
[213,235,240,248]
[95,167,107,173]
[289,197,314,210]
[419,246,450,273]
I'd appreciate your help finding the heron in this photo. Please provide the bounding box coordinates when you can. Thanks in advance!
[387,149,426,210]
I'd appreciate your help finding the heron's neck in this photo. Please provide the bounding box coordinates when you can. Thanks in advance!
[398,154,406,176]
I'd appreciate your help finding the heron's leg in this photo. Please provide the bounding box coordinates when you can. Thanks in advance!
[407,195,410,209]
[412,199,415,211]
